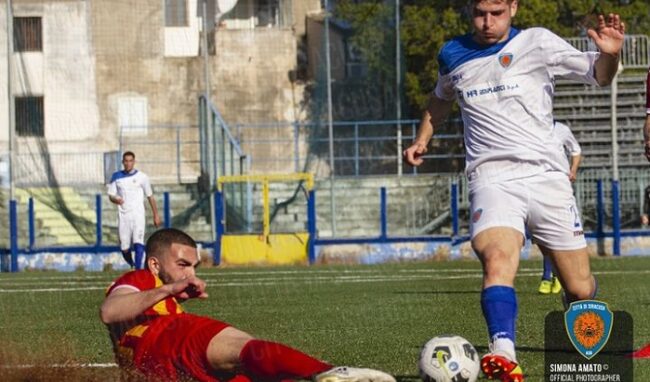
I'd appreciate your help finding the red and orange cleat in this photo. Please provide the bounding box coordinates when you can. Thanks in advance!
[481,353,524,382]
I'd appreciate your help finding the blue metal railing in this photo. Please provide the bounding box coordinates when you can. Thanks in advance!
[4,177,650,271]
[233,119,464,176]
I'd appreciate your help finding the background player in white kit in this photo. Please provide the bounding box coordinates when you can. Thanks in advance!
[538,122,582,295]
[108,151,161,269]
[404,1,625,380]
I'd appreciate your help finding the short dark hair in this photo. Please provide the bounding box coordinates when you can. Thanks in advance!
[122,151,135,160]
[146,228,197,261]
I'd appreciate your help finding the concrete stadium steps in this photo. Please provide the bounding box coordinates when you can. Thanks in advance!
[13,187,94,246]
[312,176,455,237]
[554,73,647,169]
[229,175,453,237]
[75,183,213,243]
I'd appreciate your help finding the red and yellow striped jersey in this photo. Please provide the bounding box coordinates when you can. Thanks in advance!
[106,270,184,317]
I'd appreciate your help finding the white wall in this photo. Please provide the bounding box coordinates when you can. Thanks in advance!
[164,0,200,57]
[0,1,99,145]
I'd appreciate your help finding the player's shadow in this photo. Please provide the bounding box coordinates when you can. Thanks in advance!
[393,290,480,295]
[394,375,421,382]
[474,345,547,354]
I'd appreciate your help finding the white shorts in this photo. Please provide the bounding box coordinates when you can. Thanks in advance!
[117,213,146,251]
[469,171,586,251]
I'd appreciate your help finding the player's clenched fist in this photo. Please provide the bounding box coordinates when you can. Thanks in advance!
[169,276,208,300]
[403,141,428,166]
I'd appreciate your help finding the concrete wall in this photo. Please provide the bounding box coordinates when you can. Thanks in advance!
[1,0,324,182]
[0,0,100,148]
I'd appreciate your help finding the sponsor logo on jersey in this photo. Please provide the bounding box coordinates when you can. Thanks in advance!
[498,52,513,68]
[472,208,483,223]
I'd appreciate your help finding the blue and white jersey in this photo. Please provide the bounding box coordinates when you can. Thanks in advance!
[107,170,153,216]
[434,27,599,184]
[553,121,581,157]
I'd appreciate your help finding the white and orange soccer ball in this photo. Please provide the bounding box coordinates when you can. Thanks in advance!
[418,335,480,382]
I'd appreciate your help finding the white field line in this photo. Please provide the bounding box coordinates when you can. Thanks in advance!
[1,362,118,369]
[0,269,648,293]
[0,268,487,283]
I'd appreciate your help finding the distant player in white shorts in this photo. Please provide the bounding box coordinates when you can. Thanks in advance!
[538,122,582,295]
[404,1,625,380]
[107,151,161,269]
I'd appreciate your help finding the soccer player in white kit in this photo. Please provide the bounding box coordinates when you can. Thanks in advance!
[404,1,625,380]
[107,151,161,269]
[538,122,582,295]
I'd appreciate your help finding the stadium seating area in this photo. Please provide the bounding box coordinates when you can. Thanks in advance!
[1,72,648,248]
[554,73,647,168]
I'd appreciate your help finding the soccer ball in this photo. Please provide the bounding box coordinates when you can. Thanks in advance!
[418,335,480,382]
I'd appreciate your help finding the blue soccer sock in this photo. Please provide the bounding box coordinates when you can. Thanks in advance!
[134,243,146,270]
[481,286,518,360]
[542,256,553,280]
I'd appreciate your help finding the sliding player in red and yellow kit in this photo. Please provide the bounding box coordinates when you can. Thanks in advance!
[101,228,396,382]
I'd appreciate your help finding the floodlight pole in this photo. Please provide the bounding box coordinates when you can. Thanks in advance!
[611,62,623,182]
[202,0,217,241]
[395,0,402,176]
[6,0,15,201]
[324,0,336,236]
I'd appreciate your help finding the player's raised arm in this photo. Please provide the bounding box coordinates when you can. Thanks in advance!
[403,94,453,166]
[589,14,625,86]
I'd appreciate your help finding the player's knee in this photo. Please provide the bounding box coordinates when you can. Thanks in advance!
[480,247,517,284]
[206,328,254,372]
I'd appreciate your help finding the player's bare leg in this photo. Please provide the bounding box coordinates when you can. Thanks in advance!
[541,246,596,307]
[206,327,254,372]
[473,227,525,381]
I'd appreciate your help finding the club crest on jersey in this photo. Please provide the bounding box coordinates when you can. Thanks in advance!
[472,208,483,223]
[564,300,613,360]
[498,53,513,68]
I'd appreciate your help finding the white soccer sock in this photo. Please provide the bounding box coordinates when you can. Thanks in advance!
[490,337,517,363]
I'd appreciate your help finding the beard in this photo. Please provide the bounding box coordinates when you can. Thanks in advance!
[157,267,174,284]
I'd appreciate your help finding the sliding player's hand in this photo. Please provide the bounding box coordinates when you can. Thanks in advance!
[169,276,208,300]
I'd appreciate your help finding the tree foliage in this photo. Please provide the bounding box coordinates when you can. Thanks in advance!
[333,0,650,117]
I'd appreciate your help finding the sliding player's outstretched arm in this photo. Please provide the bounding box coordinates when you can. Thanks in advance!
[100,276,207,324]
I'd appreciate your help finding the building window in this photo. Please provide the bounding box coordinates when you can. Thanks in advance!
[118,96,148,135]
[14,17,42,52]
[165,0,188,27]
[16,96,44,137]
[222,0,292,29]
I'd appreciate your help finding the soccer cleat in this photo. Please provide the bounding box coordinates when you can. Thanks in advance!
[551,277,562,294]
[538,279,552,294]
[481,354,524,382]
[314,367,396,382]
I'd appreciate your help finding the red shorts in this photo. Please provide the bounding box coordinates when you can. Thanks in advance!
[126,314,231,381]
